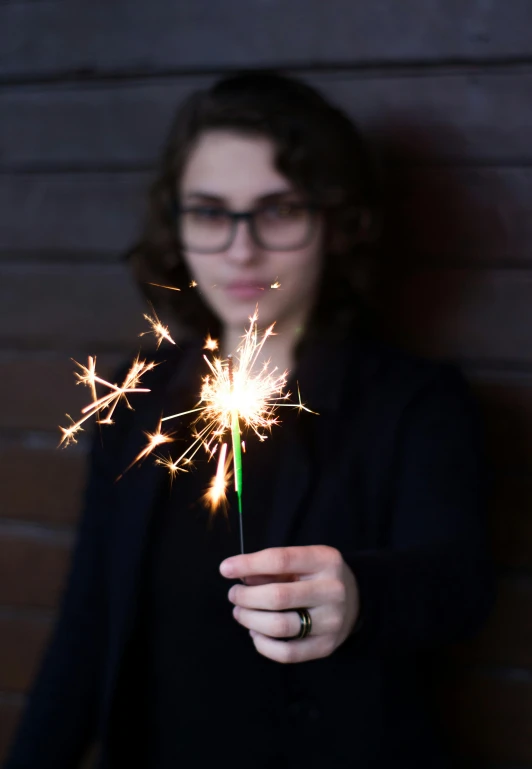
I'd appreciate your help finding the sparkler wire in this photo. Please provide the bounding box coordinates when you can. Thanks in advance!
[228,356,245,553]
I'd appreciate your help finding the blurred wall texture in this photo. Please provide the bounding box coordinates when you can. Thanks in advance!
[1,2,532,766]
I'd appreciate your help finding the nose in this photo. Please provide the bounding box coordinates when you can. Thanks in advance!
[224,218,258,265]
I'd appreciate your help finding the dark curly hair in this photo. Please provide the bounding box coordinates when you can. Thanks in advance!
[127,70,381,341]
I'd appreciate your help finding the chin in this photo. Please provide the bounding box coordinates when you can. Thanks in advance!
[213,297,278,330]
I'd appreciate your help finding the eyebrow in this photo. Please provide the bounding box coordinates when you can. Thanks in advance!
[182,188,300,205]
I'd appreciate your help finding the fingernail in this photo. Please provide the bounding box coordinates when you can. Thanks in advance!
[220,560,234,577]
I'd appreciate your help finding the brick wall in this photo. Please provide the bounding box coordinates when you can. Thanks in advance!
[1,2,532,766]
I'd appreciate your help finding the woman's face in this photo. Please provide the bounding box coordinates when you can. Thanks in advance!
[178,131,324,333]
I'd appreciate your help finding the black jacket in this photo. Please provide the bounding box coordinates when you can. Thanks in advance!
[5,334,495,768]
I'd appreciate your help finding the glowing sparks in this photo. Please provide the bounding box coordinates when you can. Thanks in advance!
[117,419,175,479]
[198,316,284,440]
[60,306,315,528]
[190,280,198,288]
[203,334,219,352]
[141,310,176,349]
[134,419,174,464]
[202,442,230,512]
[270,280,281,289]
[150,307,315,520]
[59,356,155,446]
[147,282,181,292]
[161,309,289,470]
[155,455,190,479]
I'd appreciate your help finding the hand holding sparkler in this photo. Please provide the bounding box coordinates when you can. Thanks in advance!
[220,545,360,663]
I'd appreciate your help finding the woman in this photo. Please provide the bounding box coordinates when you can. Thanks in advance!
[6,72,494,769]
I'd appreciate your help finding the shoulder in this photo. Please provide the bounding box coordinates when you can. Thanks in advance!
[354,337,468,391]
[346,338,476,424]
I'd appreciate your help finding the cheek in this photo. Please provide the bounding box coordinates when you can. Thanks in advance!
[182,253,214,288]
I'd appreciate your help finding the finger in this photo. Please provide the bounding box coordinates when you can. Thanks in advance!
[243,574,297,587]
[232,607,303,638]
[249,631,336,664]
[234,605,341,638]
[229,578,340,611]
[220,546,328,580]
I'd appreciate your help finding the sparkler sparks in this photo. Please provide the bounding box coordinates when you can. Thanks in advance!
[202,442,231,512]
[153,308,313,547]
[133,419,174,463]
[59,356,155,447]
[141,309,176,349]
[161,309,289,465]
[203,334,219,352]
[60,305,314,553]
[116,418,175,480]
[147,282,181,292]
[270,280,281,289]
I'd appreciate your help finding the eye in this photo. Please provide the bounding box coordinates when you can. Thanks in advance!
[260,203,305,220]
[188,207,227,223]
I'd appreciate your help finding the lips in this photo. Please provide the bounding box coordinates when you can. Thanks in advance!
[225,281,267,300]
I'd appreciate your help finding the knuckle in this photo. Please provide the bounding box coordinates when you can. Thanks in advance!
[271,584,288,609]
[331,579,347,605]
[327,547,344,572]
[272,548,291,574]
[312,544,330,564]
[332,607,345,633]
[313,545,344,574]
[324,608,343,634]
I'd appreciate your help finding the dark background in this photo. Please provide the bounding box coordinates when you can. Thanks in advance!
[1,2,532,766]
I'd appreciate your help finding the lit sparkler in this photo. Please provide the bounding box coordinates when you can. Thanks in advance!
[60,306,314,554]
[156,308,312,551]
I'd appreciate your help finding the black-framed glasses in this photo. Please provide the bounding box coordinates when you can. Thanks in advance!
[176,202,319,253]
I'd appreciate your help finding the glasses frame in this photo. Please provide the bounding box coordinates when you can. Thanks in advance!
[175,203,320,254]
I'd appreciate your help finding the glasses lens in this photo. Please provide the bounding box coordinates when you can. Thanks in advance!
[180,209,232,252]
[254,204,314,249]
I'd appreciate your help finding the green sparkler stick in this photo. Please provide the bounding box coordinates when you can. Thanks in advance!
[228,356,244,553]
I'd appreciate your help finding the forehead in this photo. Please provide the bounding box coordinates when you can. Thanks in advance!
[180,131,293,203]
